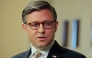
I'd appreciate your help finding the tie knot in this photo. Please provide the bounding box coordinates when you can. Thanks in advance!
[34,51,41,58]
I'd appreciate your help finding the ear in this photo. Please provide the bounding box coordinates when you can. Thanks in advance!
[22,23,27,33]
[55,21,59,32]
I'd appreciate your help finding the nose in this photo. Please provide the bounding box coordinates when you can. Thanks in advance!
[38,24,45,34]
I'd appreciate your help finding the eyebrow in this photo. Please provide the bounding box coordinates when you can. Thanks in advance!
[28,20,54,23]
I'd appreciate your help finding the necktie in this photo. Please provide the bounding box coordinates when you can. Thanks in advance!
[34,51,41,58]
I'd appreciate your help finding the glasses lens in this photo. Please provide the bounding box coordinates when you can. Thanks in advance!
[29,22,39,30]
[43,21,54,29]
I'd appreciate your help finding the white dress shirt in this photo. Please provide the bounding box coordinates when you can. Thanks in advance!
[29,40,54,58]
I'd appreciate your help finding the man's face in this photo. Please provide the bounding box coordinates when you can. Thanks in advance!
[22,9,58,49]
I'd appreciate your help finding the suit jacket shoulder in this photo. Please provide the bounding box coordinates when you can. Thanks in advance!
[12,49,31,58]
[47,40,86,58]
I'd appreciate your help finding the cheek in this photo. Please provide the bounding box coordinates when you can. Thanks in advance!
[27,29,37,40]
[47,29,56,38]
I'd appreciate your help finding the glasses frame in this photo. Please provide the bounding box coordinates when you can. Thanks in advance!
[26,20,56,30]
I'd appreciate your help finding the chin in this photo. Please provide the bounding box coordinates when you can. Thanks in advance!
[37,43,47,49]
[39,44,47,47]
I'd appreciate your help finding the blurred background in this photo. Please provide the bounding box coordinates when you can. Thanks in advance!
[0,0,92,58]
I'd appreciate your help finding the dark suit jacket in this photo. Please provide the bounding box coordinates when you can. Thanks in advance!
[12,41,86,58]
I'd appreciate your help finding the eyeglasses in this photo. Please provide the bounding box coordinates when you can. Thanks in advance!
[27,21,56,30]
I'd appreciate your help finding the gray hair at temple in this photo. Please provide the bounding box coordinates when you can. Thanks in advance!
[22,0,57,24]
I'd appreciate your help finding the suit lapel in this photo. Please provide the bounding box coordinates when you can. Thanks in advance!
[47,40,63,58]
[22,48,31,58]
[47,52,63,58]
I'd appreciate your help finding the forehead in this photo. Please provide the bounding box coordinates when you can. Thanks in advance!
[26,9,54,23]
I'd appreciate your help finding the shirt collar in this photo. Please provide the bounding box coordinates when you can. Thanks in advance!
[31,44,37,56]
[31,40,55,56]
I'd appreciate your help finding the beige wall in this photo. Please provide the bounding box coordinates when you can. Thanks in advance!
[0,0,92,58]
[0,0,31,58]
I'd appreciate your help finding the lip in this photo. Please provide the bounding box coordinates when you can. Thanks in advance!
[37,37,47,40]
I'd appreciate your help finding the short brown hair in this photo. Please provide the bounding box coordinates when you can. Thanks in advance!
[22,0,57,24]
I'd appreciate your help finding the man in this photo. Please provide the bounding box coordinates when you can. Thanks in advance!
[12,0,86,58]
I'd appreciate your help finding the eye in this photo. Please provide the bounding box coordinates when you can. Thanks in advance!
[44,21,52,26]
[31,22,39,27]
